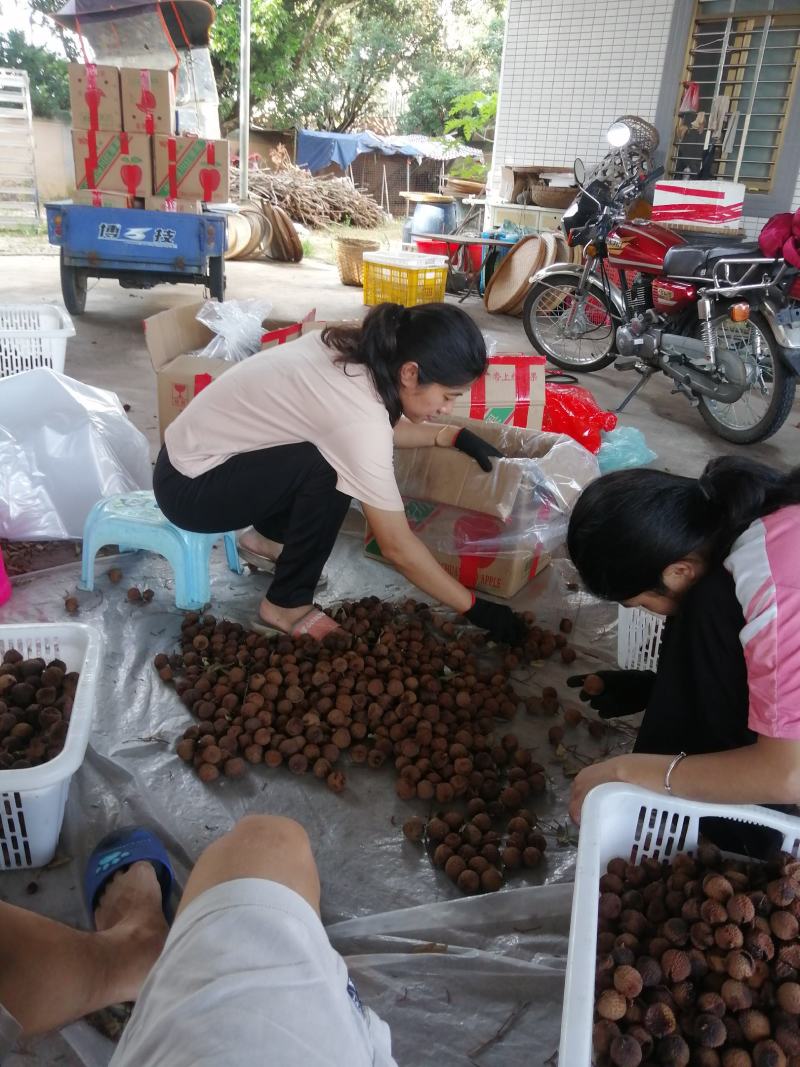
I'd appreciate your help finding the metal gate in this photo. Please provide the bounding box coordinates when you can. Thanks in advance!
[0,68,40,228]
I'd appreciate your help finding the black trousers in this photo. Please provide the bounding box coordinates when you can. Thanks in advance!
[633,565,793,856]
[153,444,351,608]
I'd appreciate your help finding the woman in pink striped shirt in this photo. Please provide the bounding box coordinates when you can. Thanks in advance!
[565,457,800,828]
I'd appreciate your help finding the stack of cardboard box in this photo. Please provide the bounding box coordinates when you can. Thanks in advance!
[68,62,230,212]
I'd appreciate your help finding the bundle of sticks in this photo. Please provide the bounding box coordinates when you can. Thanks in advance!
[231,150,386,230]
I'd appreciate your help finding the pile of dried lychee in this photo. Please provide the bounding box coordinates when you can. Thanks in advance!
[593,841,800,1066]
[156,598,571,803]
[0,649,78,769]
[403,801,547,894]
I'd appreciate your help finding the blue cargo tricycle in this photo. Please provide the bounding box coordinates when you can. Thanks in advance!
[45,202,227,315]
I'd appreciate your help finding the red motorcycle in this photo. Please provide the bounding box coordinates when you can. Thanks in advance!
[523,139,800,443]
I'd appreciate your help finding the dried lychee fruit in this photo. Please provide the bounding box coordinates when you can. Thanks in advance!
[64,595,79,614]
[739,1011,772,1043]
[593,1019,621,1056]
[721,978,753,1012]
[597,989,627,1021]
[662,948,692,983]
[658,1034,690,1067]
[772,912,800,942]
[769,879,798,908]
[402,817,425,843]
[644,1001,677,1037]
[704,874,734,902]
[457,869,480,894]
[778,983,800,1015]
[126,587,142,602]
[728,893,756,925]
[613,965,643,1000]
[107,567,123,583]
[142,589,155,603]
[695,1013,727,1048]
[480,867,503,893]
[583,674,604,696]
[752,1041,787,1067]
[445,855,466,882]
[609,1034,642,1067]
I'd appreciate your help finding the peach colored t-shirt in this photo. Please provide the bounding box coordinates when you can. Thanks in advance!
[164,329,403,511]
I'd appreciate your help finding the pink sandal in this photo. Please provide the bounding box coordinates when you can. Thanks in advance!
[251,608,342,640]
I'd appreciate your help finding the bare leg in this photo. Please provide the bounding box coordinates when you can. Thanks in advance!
[0,862,168,1037]
[257,599,317,631]
[176,814,320,919]
[238,528,283,561]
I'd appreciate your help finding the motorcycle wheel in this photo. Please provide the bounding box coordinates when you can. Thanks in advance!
[522,273,616,371]
[696,311,796,444]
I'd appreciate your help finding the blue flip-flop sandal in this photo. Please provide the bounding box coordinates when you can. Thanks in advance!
[84,826,176,925]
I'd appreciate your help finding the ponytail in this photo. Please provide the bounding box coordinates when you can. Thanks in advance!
[323,302,486,426]
[567,458,800,602]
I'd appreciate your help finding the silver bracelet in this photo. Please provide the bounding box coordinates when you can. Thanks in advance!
[664,751,687,794]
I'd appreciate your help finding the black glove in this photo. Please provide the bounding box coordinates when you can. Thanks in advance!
[463,597,526,644]
[453,428,504,473]
[566,670,656,719]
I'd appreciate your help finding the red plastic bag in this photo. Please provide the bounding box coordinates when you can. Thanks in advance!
[679,81,700,115]
[759,213,793,257]
[542,381,618,454]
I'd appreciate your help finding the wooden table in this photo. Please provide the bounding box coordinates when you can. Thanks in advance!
[414,232,518,301]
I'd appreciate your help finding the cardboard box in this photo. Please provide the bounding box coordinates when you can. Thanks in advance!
[120,67,176,135]
[72,130,152,197]
[72,189,137,208]
[450,354,546,431]
[152,135,230,203]
[144,302,318,439]
[68,63,122,132]
[365,418,599,599]
[143,196,202,214]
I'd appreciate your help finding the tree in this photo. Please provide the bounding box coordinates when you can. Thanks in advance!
[397,69,478,137]
[26,0,81,61]
[0,31,70,118]
[445,90,497,145]
[210,0,446,132]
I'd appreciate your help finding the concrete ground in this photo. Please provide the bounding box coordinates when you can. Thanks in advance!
[3,253,799,473]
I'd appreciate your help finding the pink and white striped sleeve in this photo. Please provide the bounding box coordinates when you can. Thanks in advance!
[724,505,800,739]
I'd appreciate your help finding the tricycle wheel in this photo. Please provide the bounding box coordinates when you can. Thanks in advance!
[208,256,225,301]
[60,252,87,315]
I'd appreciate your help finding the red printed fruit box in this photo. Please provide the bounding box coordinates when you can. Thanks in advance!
[68,63,122,131]
[152,135,230,203]
[450,353,546,431]
[72,130,152,197]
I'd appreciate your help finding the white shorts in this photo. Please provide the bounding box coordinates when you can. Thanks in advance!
[110,878,397,1067]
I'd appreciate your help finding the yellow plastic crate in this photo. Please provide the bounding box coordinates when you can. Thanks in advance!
[362,252,448,307]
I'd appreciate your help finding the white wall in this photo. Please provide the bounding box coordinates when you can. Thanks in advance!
[492,0,800,231]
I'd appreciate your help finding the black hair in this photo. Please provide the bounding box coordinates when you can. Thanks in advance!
[322,302,487,425]
[567,456,800,602]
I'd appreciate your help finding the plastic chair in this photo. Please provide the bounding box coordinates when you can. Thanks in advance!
[80,491,242,610]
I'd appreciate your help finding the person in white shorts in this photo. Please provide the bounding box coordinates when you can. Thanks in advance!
[0,815,397,1066]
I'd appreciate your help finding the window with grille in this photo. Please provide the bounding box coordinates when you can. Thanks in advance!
[667,0,800,195]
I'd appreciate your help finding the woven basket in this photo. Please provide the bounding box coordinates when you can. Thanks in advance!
[335,237,381,286]
[528,182,577,209]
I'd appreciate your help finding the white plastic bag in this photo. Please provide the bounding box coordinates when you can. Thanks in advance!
[195,299,274,363]
[0,369,152,540]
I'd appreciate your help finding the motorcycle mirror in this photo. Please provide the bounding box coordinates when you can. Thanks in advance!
[573,158,586,186]
[607,121,632,148]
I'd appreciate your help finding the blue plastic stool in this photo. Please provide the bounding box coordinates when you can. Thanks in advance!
[80,491,243,610]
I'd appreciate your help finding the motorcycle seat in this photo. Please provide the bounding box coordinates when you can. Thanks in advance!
[663,241,762,278]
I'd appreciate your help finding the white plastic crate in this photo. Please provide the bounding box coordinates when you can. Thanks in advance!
[0,623,102,869]
[560,783,800,1066]
[616,604,665,671]
[362,250,449,269]
[0,304,75,378]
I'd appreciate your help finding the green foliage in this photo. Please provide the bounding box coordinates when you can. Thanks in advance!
[397,69,478,136]
[445,91,497,144]
[0,31,70,118]
[209,0,503,136]
[447,157,488,181]
[26,0,80,61]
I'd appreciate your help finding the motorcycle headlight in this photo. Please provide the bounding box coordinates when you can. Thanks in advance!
[607,121,632,148]
[563,201,580,220]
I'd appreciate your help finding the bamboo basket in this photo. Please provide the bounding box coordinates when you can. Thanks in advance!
[335,236,381,287]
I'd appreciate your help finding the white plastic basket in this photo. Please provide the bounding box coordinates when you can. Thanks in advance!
[616,604,665,671]
[560,782,800,1066]
[0,304,75,378]
[362,250,449,268]
[0,624,103,869]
